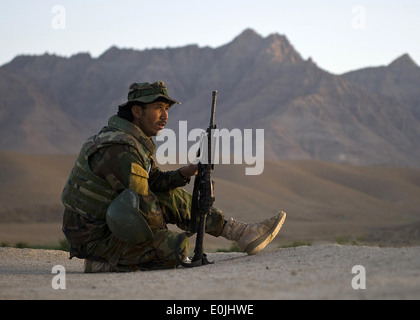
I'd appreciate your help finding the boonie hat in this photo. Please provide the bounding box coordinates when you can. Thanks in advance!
[119,81,180,108]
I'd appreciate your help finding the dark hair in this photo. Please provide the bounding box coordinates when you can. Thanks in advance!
[117,102,145,121]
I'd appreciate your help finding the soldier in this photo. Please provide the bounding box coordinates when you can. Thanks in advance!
[61,81,286,272]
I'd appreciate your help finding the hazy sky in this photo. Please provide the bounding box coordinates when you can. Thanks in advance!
[1,0,419,74]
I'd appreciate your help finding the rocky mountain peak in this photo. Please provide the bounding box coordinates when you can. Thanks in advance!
[227,29,302,65]
[264,33,302,64]
[1,29,420,168]
[231,28,263,44]
[388,53,418,71]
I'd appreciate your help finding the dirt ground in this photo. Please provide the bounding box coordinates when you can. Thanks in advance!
[1,244,419,300]
[1,156,420,301]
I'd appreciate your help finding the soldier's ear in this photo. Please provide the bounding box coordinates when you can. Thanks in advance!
[131,105,143,119]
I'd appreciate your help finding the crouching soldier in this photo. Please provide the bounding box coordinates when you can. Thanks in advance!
[61,81,286,272]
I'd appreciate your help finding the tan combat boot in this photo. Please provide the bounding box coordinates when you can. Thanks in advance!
[221,211,286,255]
[84,259,116,273]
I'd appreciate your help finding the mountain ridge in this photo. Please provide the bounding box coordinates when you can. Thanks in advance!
[1,29,419,168]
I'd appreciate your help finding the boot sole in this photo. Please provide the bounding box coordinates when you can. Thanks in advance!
[244,211,286,255]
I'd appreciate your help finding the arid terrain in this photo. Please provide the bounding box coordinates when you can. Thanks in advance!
[1,244,419,300]
[1,152,420,248]
[2,30,420,170]
[2,151,420,249]
[1,150,420,300]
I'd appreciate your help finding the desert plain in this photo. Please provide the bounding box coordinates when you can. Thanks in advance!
[1,152,420,299]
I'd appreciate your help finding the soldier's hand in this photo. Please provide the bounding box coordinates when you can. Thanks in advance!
[180,164,198,178]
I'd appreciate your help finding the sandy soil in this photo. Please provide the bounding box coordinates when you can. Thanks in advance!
[1,244,419,300]
[1,154,420,301]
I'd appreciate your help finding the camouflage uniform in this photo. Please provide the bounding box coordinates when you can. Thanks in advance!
[62,95,225,271]
[62,81,287,272]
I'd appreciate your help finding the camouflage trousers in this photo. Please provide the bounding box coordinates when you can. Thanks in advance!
[64,188,225,271]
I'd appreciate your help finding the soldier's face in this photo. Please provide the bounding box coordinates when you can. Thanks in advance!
[131,101,170,137]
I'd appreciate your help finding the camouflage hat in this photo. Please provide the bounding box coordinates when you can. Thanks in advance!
[119,81,180,108]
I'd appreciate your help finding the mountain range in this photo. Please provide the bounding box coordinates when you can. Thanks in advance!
[1,28,420,168]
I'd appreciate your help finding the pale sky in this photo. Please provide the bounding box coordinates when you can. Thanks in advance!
[1,0,419,74]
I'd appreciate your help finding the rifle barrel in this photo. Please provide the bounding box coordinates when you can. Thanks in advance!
[210,90,217,127]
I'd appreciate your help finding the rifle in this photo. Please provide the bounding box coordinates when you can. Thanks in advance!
[175,90,217,268]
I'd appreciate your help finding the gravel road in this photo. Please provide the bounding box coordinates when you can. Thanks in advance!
[1,244,419,300]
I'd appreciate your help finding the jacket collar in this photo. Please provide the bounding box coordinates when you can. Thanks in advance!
[108,115,156,155]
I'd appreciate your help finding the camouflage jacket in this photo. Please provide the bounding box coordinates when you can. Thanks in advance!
[61,115,189,247]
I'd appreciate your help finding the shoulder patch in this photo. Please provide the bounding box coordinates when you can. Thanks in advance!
[129,163,149,196]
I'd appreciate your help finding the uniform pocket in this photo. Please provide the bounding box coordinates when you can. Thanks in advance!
[129,162,149,196]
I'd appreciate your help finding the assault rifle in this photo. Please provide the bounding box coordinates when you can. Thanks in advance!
[176,90,218,268]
